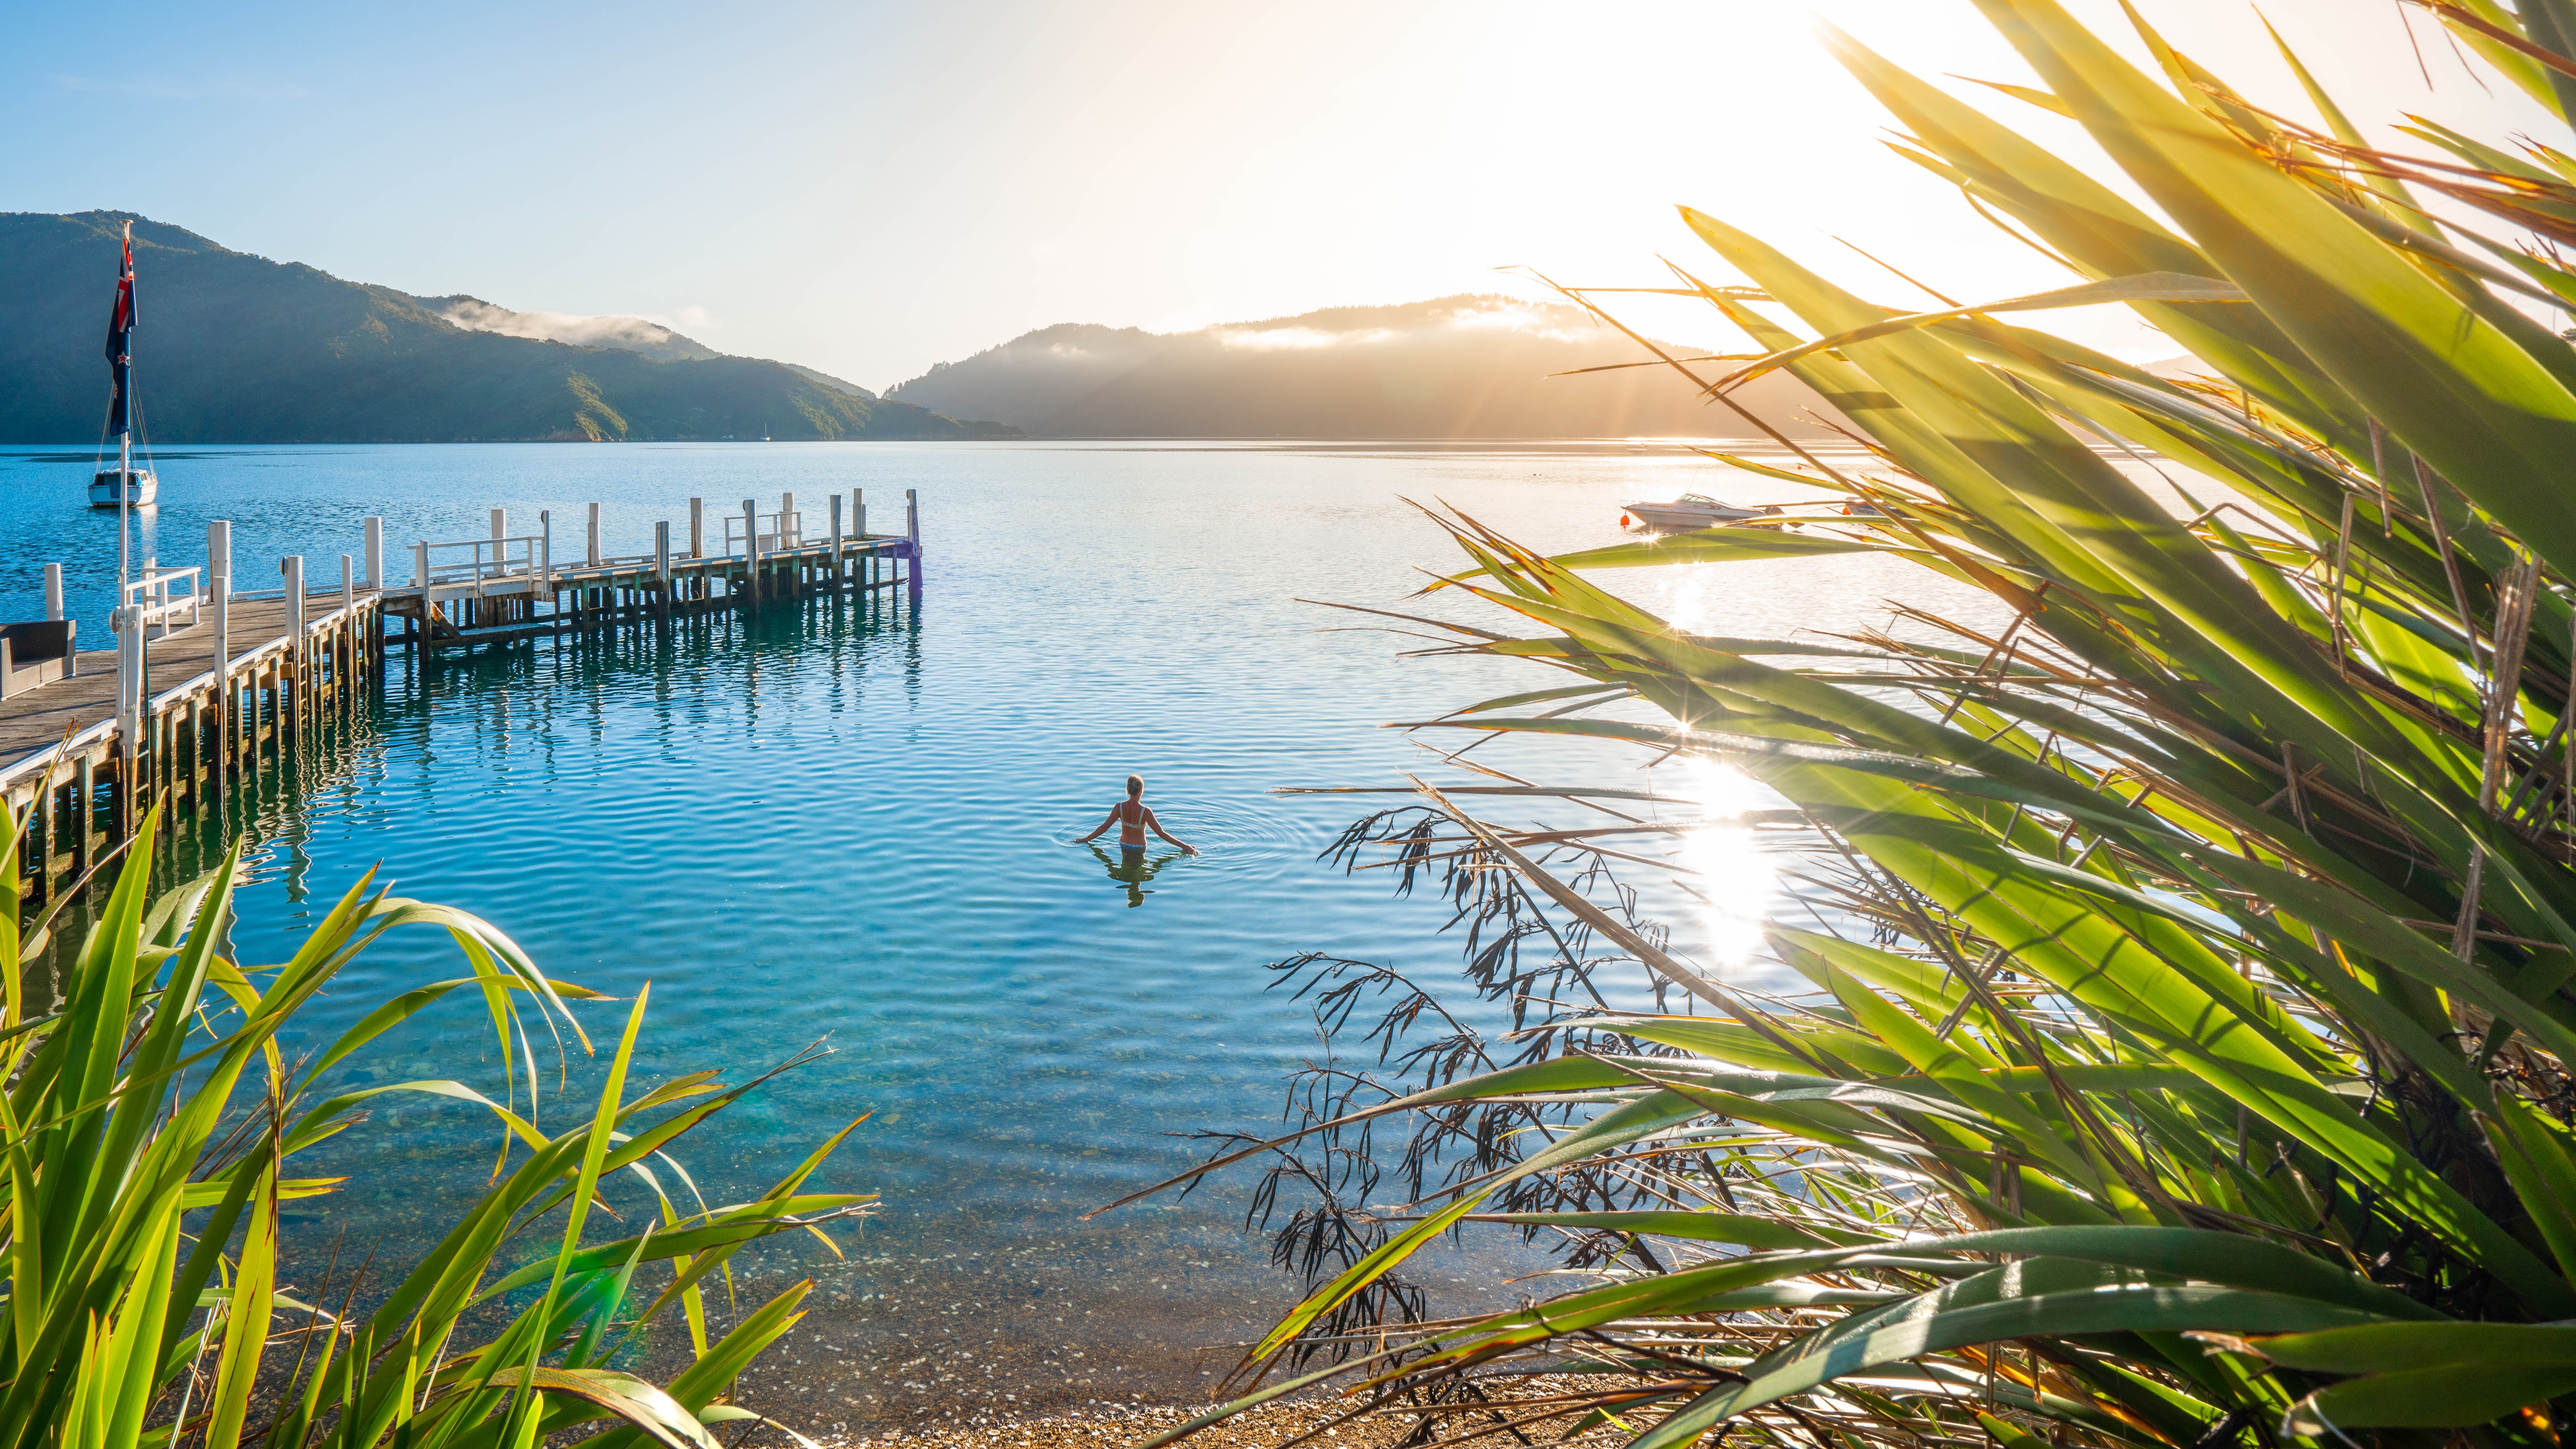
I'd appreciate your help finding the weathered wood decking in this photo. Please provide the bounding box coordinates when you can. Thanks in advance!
[1,583,383,906]
[0,594,303,768]
[5,487,924,910]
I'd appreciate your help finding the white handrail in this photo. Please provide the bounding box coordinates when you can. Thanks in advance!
[119,565,202,639]
[722,510,802,557]
[412,534,547,594]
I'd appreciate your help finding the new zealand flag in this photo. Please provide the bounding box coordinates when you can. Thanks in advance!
[104,233,136,437]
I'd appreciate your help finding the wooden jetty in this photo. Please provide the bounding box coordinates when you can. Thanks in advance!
[387,488,917,648]
[3,488,921,907]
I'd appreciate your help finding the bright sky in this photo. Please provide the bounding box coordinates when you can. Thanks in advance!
[5,0,2563,389]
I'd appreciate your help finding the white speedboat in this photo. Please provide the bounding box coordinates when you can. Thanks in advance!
[1619,494,1774,531]
[89,466,157,509]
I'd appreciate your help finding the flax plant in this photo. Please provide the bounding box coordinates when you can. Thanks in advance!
[0,802,868,1449]
[1118,3,2576,1446]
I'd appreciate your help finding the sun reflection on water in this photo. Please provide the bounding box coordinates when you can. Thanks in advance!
[1657,754,1779,976]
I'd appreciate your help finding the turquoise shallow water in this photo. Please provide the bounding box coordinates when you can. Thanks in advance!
[0,440,1996,1428]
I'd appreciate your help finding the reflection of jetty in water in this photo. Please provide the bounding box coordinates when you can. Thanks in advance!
[2,489,928,919]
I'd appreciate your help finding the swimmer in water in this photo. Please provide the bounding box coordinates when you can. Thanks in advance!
[1078,774,1197,856]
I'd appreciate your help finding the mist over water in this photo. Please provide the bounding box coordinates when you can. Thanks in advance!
[0,440,2007,1427]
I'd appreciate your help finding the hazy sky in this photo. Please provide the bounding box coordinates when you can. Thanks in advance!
[5,0,2562,389]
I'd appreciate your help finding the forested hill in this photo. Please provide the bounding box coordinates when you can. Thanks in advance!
[886,296,1850,439]
[0,212,1016,444]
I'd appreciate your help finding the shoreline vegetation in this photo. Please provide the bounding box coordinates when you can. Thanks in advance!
[0,808,870,1448]
[1110,1,2576,1447]
[21,1,2576,1447]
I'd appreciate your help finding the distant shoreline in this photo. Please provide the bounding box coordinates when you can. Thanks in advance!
[0,435,1830,450]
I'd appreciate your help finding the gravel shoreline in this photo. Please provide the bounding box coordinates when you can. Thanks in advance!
[805,1378,1624,1449]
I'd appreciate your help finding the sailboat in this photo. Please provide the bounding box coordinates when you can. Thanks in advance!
[90,225,157,509]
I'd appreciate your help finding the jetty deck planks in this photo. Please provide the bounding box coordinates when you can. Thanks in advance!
[5,497,920,910]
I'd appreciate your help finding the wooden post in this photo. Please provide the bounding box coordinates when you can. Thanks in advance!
[742,499,759,605]
[854,488,866,540]
[209,520,231,803]
[906,489,923,603]
[364,516,384,587]
[655,522,672,616]
[690,498,704,559]
[588,502,602,566]
[340,555,356,713]
[29,775,52,906]
[114,599,142,767]
[72,755,93,877]
[282,556,305,740]
[829,495,845,591]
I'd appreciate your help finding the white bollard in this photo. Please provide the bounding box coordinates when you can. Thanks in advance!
[281,555,305,734]
[364,516,383,587]
[115,603,142,759]
[490,507,507,540]
[208,520,231,669]
[43,563,62,621]
[208,520,230,785]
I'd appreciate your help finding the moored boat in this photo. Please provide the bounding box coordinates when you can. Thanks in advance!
[1619,493,1778,531]
[89,466,156,509]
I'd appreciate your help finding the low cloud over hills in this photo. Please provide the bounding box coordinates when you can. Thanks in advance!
[0,211,997,443]
[888,296,1847,439]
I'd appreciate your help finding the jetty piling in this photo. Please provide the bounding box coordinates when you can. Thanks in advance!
[4,519,389,904]
[384,493,915,649]
[6,491,921,910]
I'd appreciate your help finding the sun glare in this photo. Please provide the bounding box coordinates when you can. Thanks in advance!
[1666,754,1778,975]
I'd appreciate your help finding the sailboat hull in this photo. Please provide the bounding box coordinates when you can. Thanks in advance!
[89,468,157,508]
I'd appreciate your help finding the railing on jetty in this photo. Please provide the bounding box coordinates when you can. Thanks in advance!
[383,488,920,650]
[412,535,549,601]
[0,528,385,908]
[122,566,202,641]
[2,487,925,909]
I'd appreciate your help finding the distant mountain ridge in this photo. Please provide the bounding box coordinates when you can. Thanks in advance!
[0,211,1002,444]
[887,296,1849,439]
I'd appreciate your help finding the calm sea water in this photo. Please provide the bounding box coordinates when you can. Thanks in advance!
[0,440,2000,1429]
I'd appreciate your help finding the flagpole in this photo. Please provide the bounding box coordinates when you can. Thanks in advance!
[117,223,130,609]
[114,219,141,779]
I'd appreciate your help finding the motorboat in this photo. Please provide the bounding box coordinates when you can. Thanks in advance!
[89,466,157,509]
[1619,494,1777,531]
